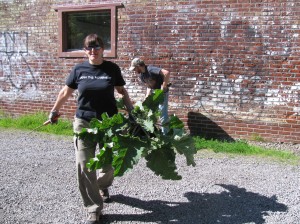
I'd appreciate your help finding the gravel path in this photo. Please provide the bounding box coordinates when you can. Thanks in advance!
[1,129,299,224]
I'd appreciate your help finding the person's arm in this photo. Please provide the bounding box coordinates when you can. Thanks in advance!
[49,85,74,123]
[115,86,134,112]
[160,69,170,91]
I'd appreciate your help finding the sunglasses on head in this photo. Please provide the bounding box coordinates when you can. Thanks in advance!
[85,45,101,51]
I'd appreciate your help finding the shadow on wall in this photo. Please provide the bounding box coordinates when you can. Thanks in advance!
[187,111,234,142]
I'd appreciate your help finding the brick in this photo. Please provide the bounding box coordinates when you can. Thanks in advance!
[0,0,300,143]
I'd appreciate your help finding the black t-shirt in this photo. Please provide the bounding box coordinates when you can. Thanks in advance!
[66,60,125,121]
[140,65,163,89]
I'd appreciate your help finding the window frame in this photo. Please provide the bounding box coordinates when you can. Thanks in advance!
[54,3,122,58]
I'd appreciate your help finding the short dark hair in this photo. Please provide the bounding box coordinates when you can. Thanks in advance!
[83,34,104,48]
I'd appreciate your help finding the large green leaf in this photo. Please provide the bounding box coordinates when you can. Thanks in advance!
[112,135,146,176]
[142,89,164,111]
[168,115,184,129]
[75,127,103,143]
[172,135,197,166]
[145,146,182,180]
[86,147,113,170]
[113,147,143,177]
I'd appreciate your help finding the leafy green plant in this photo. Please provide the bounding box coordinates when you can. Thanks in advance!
[76,90,197,180]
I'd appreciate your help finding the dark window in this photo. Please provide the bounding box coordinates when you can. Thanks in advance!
[55,4,122,58]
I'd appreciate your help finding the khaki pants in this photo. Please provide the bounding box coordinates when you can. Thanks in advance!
[73,117,114,213]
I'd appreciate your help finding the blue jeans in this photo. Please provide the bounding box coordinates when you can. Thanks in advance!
[159,92,169,135]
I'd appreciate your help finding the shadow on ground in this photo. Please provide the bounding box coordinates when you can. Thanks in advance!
[102,184,287,224]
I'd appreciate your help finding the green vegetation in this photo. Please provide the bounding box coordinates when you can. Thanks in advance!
[0,112,73,136]
[81,90,197,180]
[194,137,299,164]
[0,107,299,165]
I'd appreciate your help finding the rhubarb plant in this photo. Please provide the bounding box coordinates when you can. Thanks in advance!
[76,89,197,180]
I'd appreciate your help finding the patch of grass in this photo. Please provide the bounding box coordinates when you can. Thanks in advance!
[0,112,73,136]
[1,112,299,164]
[194,137,299,164]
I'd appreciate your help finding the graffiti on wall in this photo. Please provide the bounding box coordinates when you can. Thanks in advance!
[0,31,39,97]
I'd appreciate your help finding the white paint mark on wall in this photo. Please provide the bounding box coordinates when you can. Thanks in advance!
[209,58,218,76]
[0,32,45,101]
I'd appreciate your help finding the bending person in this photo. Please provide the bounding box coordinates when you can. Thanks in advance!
[129,58,170,134]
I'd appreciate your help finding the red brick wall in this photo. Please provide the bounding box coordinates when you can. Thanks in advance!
[1,0,299,143]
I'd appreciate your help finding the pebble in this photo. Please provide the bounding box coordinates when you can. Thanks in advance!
[1,129,299,224]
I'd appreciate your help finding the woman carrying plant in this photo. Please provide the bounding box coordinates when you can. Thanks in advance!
[48,34,133,224]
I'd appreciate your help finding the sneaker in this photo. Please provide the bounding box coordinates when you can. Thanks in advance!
[100,188,111,203]
[85,212,101,224]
